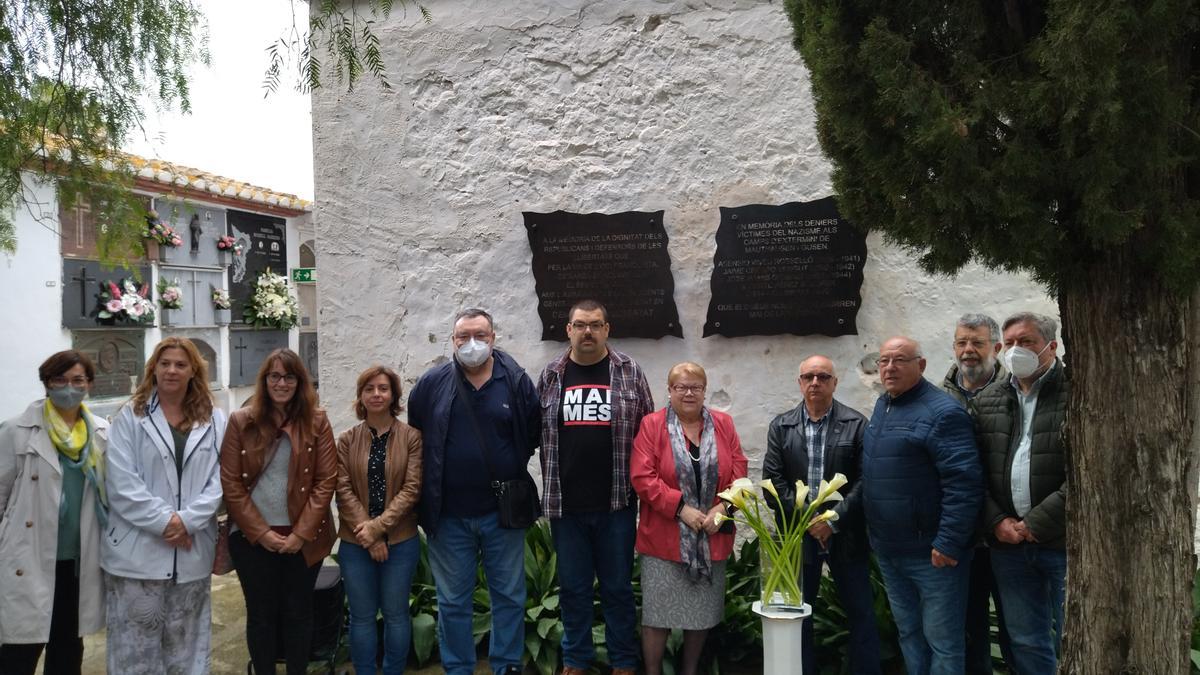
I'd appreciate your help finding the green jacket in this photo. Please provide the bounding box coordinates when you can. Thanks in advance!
[941,361,1007,410]
[973,360,1068,550]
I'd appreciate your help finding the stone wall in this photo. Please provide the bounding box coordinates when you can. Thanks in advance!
[311,0,1059,467]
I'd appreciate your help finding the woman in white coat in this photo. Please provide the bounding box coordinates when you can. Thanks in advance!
[101,337,226,675]
[0,350,108,675]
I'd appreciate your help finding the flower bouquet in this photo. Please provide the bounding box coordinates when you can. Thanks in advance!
[144,211,182,247]
[215,235,243,254]
[96,279,156,325]
[212,287,232,325]
[157,278,184,310]
[716,473,848,608]
[243,268,298,330]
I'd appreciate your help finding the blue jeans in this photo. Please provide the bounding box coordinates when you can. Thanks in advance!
[339,537,420,675]
[990,544,1066,675]
[550,505,638,670]
[427,512,526,675]
[877,551,972,675]
[800,544,882,675]
[965,545,1012,674]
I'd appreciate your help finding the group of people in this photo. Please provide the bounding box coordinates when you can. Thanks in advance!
[0,301,1065,675]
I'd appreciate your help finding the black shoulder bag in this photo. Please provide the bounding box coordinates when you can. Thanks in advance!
[453,367,541,529]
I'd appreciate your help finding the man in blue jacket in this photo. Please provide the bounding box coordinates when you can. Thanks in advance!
[863,336,983,675]
[407,308,541,675]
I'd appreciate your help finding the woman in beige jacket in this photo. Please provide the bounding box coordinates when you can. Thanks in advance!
[336,365,422,675]
[0,350,108,675]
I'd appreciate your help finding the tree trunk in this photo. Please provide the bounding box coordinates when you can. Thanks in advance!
[1059,247,1198,674]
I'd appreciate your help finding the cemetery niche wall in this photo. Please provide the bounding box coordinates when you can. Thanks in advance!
[153,199,229,268]
[228,329,289,388]
[703,198,868,338]
[228,209,287,324]
[524,210,682,340]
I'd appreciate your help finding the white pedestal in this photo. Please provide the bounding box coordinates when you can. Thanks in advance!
[753,600,812,675]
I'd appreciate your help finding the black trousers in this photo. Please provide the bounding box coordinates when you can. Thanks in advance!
[229,531,321,675]
[0,560,84,675]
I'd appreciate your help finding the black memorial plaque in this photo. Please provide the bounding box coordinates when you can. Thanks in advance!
[62,259,151,329]
[703,198,867,337]
[227,210,286,324]
[72,331,145,399]
[228,329,288,387]
[525,210,682,341]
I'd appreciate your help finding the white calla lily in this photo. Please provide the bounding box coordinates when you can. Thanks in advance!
[760,479,780,502]
[812,509,840,524]
[816,472,849,504]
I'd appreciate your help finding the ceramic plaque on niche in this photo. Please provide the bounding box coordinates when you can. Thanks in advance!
[227,210,287,324]
[703,198,867,337]
[524,210,683,340]
[158,267,226,327]
[228,329,288,387]
[72,330,146,399]
[61,259,152,329]
[153,199,228,268]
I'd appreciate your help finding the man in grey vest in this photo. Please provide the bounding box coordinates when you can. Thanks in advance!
[974,312,1067,675]
[941,313,1011,673]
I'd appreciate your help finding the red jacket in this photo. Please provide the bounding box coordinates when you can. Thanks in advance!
[630,407,749,562]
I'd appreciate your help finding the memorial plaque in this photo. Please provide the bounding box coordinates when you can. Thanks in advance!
[300,332,319,388]
[72,331,146,399]
[159,266,225,327]
[227,210,287,324]
[524,210,682,340]
[153,199,228,268]
[60,193,151,260]
[703,198,867,338]
[62,259,151,329]
[228,329,288,387]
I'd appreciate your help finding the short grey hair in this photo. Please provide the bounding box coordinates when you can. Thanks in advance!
[956,313,1000,344]
[1002,312,1057,342]
[453,307,494,331]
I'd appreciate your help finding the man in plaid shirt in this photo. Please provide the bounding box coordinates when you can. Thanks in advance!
[537,300,653,675]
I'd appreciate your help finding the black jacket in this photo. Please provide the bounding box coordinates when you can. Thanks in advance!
[763,399,870,560]
[973,361,1068,550]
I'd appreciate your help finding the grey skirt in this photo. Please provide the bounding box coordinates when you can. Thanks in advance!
[640,554,727,630]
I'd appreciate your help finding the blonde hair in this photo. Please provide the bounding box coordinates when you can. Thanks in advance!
[667,362,707,387]
[131,337,214,431]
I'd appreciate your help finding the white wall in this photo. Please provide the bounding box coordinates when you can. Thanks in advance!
[311,0,1059,464]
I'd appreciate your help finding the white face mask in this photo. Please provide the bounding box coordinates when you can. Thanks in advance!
[1003,343,1052,379]
[455,338,492,368]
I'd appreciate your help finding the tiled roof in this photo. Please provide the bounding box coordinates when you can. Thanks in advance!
[125,155,311,212]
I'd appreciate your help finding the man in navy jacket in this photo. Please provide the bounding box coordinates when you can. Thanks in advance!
[863,336,983,675]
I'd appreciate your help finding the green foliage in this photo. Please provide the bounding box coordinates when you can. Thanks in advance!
[264,0,431,95]
[0,1,208,260]
[782,0,1200,294]
[409,531,440,666]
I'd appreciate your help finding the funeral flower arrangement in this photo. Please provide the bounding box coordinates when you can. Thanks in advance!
[157,278,183,310]
[144,211,182,247]
[243,268,298,330]
[97,279,156,324]
[211,287,231,309]
[715,474,847,607]
[216,235,243,254]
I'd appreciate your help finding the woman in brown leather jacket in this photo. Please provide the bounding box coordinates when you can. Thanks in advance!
[219,348,336,675]
[335,365,422,675]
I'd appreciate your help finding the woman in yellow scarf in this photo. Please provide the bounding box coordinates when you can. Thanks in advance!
[0,350,109,675]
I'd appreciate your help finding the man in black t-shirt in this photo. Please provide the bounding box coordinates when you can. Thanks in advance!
[537,300,653,675]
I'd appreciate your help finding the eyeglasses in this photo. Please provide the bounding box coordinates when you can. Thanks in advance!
[876,356,920,367]
[49,376,89,388]
[670,384,705,395]
[267,373,298,385]
[953,339,990,350]
[569,321,607,332]
[799,373,834,383]
[453,332,492,342]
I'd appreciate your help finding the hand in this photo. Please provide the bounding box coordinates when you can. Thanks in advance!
[368,540,389,563]
[702,504,727,534]
[258,530,287,553]
[1017,520,1039,543]
[354,520,380,548]
[994,517,1025,545]
[678,505,707,532]
[278,533,304,555]
[162,513,193,549]
[931,549,958,568]
[807,521,833,548]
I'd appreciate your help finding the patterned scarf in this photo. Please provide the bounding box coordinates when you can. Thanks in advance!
[667,405,718,583]
[44,399,108,527]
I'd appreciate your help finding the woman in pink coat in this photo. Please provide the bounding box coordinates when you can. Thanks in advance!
[630,362,748,675]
